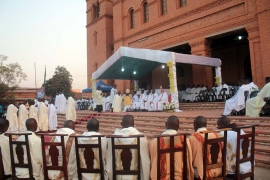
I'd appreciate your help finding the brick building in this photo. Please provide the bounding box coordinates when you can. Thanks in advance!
[86,0,270,91]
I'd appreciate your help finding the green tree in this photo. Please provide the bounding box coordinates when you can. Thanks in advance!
[43,66,73,98]
[0,55,27,101]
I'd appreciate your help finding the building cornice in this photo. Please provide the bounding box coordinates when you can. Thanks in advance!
[86,14,113,27]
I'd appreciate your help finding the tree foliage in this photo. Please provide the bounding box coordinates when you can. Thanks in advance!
[43,66,73,98]
[0,55,27,101]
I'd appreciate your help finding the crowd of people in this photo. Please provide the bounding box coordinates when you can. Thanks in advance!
[3,93,76,133]
[0,115,252,180]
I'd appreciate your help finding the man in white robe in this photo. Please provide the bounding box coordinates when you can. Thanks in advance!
[28,100,39,131]
[140,90,150,111]
[59,93,67,114]
[78,118,107,180]
[133,90,142,110]
[66,97,76,122]
[106,115,150,180]
[48,120,77,180]
[222,80,250,116]
[217,116,251,174]
[194,84,201,102]
[110,84,117,108]
[112,91,122,112]
[38,98,48,131]
[0,118,12,177]
[182,85,191,101]
[6,102,19,133]
[55,93,60,114]
[48,99,57,131]
[149,116,194,180]
[18,101,29,132]
[155,88,168,111]
[103,94,110,111]
[246,77,270,117]
[15,118,44,179]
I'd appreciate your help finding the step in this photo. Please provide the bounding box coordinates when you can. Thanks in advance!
[255,154,270,165]
[255,145,270,154]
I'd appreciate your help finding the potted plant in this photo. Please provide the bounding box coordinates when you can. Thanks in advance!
[163,102,175,113]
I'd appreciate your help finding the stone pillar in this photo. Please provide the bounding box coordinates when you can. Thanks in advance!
[189,39,213,88]
[245,24,263,87]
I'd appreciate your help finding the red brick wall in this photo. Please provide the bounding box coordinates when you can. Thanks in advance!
[87,0,270,90]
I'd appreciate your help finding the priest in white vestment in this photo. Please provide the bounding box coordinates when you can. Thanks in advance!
[78,118,107,180]
[182,85,191,101]
[55,94,60,114]
[6,103,19,133]
[48,99,58,131]
[217,116,251,174]
[133,90,142,110]
[149,116,194,180]
[66,97,76,121]
[18,101,28,132]
[48,120,78,180]
[186,85,196,102]
[222,80,250,116]
[38,98,49,131]
[59,93,67,114]
[112,91,122,112]
[15,118,44,179]
[155,88,168,111]
[147,90,158,111]
[246,77,270,117]
[103,94,110,111]
[0,119,12,177]
[140,90,150,111]
[106,115,150,180]
[110,84,117,108]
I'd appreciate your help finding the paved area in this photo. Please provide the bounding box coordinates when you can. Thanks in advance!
[254,166,270,180]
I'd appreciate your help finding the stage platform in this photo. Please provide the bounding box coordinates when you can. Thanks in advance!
[57,104,270,169]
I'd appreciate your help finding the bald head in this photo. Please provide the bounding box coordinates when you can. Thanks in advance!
[64,120,75,130]
[166,115,179,131]
[0,118,9,133]
[193,116,207,132]
[121,115,134,128]
[26,118,38,132]
[87,118,99,132]
[217,116,230,129]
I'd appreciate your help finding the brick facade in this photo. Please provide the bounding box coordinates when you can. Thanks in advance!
[86,0,270,91]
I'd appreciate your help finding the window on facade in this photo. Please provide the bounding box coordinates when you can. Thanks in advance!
[143,2,149,23]
[180,0,186,7]
[130,9,135,29]
[161,0,167,15]
[93,3,100,20]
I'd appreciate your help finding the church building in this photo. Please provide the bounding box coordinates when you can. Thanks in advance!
[86,0,270,92]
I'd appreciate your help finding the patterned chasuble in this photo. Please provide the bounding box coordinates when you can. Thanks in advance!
[57,133,76,180]
[192,132,222,180]
[159,135,184,180]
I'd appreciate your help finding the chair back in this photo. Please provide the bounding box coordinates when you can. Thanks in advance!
[0,147,4,180]
[106,134,144,180]
[6,132,34,180]
[154,133,189,180]
[70,135,105,180]
[227,124,258,180]
[203,129,228,180]
[39,133,68,180]
[249,91,259,98]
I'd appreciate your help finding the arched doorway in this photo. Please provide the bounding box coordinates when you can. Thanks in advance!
[244,54,252,80]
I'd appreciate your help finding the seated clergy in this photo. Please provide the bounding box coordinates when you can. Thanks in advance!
[155,88,168,111]
[246,77,270,117]
[222,79,250,116]
[0,118,12,178]
[123,89,133,112]
[149,116,194,180]
[15,118,44,179]
[78,118,107,179]
[189,116,226,179]
[217,116,251,174]
[147,89,158,111]
[186,85,196,102]
[139,90,148,111]
[106,115,150,180]
[132,91,140,110]
[182,85,191,101]
[141,90,150,111]
[48,120,77,180]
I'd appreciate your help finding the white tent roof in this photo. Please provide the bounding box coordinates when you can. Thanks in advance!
[92,46,221,80]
